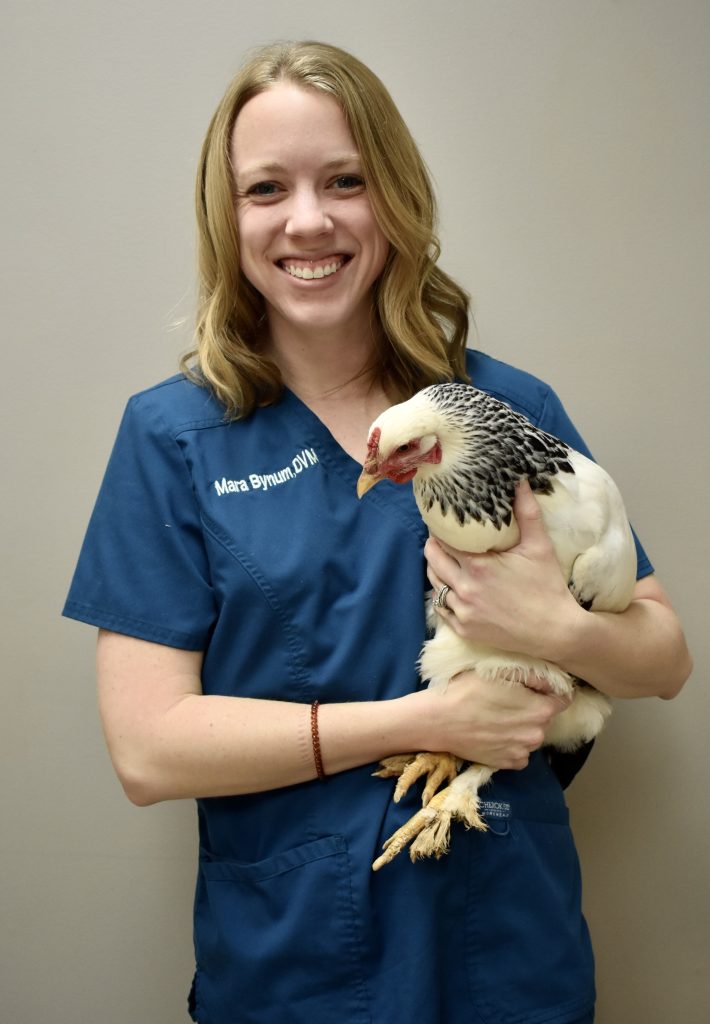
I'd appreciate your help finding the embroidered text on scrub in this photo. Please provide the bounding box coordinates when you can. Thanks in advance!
[214,447,319,495]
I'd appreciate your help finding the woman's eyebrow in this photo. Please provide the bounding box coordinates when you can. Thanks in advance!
[235,154,362,179]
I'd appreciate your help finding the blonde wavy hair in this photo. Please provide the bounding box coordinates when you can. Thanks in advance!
[182,40,470,418]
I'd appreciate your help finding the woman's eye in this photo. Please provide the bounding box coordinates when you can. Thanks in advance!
[247,181,280,197]
[332,174,365,191]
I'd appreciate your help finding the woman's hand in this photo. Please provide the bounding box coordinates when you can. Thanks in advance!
[425,479,584,661]
[411,668,570,770]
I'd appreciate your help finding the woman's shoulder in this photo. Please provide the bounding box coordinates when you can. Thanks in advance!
[464,348,556,424]
[123,373,227,436]
[464,347,603,474]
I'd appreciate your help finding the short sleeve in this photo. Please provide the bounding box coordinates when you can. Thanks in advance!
[63,395,217,649]
[536,386,654,581]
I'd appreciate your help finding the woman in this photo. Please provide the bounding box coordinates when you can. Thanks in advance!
[63,41,691,1024]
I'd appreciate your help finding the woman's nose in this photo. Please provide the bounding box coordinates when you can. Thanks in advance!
[285,188,333,237]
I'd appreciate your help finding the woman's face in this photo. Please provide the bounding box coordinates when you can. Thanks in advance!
[231,83,390,343]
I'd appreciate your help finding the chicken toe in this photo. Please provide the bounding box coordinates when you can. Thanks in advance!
[372,753,417,779]
[372,777,488,871]
[392,751,461,804]
[372,802,443,870]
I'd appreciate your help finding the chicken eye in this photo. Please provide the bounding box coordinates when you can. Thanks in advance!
[396,444,411,453]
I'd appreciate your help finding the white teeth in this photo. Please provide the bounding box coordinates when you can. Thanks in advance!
[283,259,343,279]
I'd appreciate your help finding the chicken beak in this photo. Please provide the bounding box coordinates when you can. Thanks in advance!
[356,469,382,498]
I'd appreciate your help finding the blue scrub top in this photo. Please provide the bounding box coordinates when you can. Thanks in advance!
[64,350,652,1024]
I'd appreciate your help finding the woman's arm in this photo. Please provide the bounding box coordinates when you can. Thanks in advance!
[97,629,567,805]
[425,481,692,700]
[544,573,691,699]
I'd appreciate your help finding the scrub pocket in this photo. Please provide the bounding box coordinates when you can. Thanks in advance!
[465,806,596,1024]
[191,834,370,1024]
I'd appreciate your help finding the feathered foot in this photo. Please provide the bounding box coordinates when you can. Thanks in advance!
[372,781,486,871]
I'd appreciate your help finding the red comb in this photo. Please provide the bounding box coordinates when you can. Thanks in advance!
[366,426,381,456]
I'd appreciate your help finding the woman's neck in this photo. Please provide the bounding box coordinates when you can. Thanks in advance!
[264,316,383,405]
[261,316,392,462]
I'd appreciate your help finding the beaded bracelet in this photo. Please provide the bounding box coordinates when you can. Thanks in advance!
[310,700,326,780]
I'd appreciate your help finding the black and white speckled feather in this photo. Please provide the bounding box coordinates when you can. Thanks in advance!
[417,383,575,531]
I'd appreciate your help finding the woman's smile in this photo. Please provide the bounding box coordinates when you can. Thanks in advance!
[279,254,350,280]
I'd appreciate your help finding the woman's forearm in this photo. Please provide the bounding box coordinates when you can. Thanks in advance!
[98,630,568,804]
[550,576,692,699]
[126,692,426,805]
[98,630,434,804]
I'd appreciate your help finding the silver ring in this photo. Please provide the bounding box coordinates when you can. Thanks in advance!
[434,584,451,610]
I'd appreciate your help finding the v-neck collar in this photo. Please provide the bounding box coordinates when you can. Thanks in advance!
[279,387,426,539]
[280,385,368,470]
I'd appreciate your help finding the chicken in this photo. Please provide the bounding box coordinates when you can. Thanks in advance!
[357,383,637,870]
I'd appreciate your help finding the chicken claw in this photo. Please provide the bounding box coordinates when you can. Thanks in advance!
[372,781,486,871]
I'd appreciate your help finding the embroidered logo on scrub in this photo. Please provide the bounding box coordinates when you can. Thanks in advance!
[479,799,512,835]
[479,800,511,821]
[214,447,320,496]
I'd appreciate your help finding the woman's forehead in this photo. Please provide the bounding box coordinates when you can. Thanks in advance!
[231,83,359,175]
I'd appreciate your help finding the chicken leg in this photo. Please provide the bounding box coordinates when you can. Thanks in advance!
[372,763,494,870]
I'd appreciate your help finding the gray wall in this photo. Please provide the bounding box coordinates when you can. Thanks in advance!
[3,1,708,1020]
